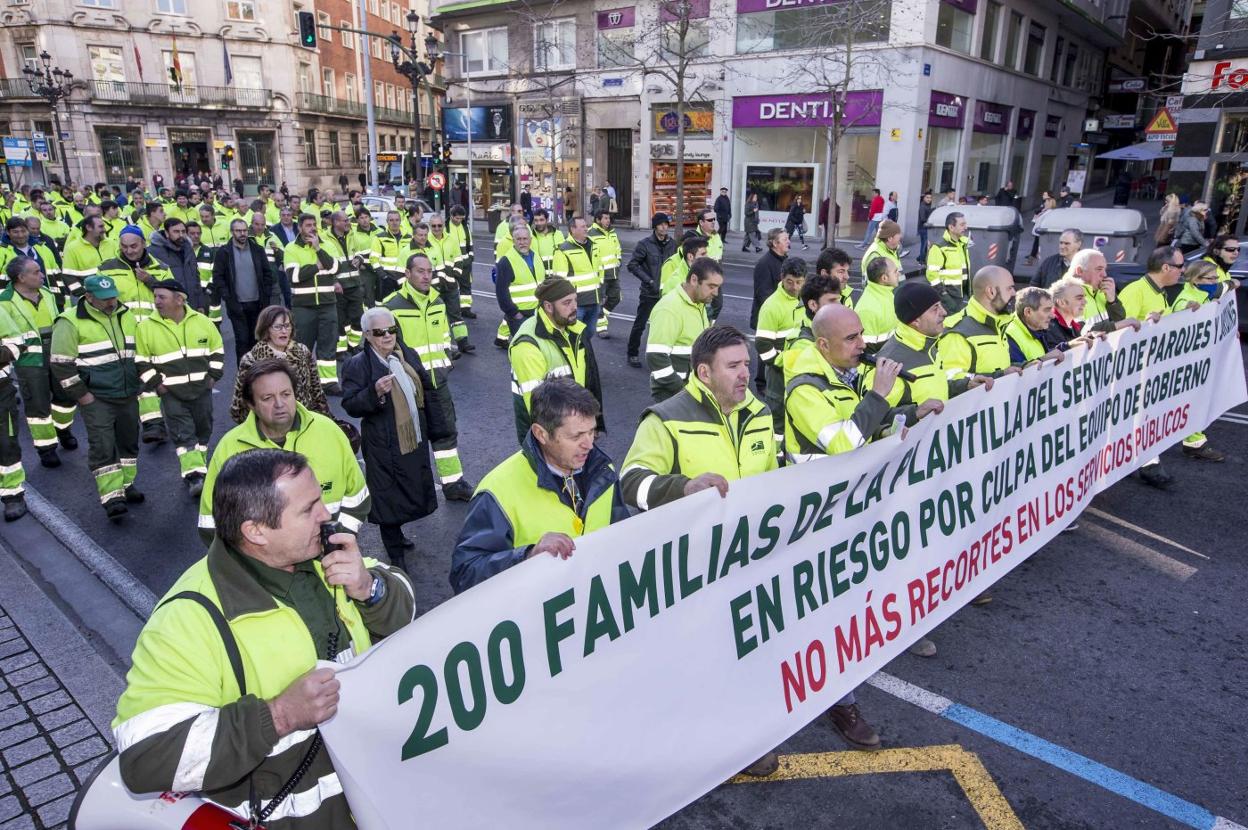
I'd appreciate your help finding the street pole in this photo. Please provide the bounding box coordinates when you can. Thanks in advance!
[51,104,70,187]
[357,0,379,193]
[410,23,424,196]
[22,51,75,186]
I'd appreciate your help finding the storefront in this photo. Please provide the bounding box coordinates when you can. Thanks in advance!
[96,127,144,185]
[730,91,882,235]
[517,99,581,217]
[924,91,964,196]
[1010,109,1035,198]
[650,139,713,226]
[967,100,1012,196]
[445,104,515,214]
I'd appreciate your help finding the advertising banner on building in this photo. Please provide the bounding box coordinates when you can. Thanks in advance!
[929,91,965,128]
[731,90,883,129]
[321,300,1246,830]
[444,106,513,143]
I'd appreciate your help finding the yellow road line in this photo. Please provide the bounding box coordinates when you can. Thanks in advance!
[731,744,1024,830]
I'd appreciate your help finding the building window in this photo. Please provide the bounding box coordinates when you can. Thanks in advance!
[534,18,576,71]
[737,4,887,53]
[979,1,1000,61]
[18,43,39,73]
[597,28,634,68]
[345,73,357,103]
[371,37,384,60]
[350,132,361,163]
[322,68,334,99]
[1050,36,1064,82]
[163,50,197,92]
[380,0,390,21]
[1003,11,1023,70]
[88,46,126,83]
[660,1,711,61]
[79,0,117,7]
[369,0,378,14]
[34,120,57,163]
[328,131,341,166]
[226,0,256,21]
[317,12,332,41]
[1023,21,1045,76]
[461,27,508,76]
[386,83,396,109]
[341,22,353,49]
[935,2,974,54]
[375,81,384,105]
[297,63,312,94]
[157,0,188,14]
[304,129,317,166]
[1063,42,1079,87]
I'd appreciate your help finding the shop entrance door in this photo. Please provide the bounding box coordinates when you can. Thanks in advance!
[606,129,632,221]
[170,129,211,178]
[237,131,276,195]
[97,129,143,185]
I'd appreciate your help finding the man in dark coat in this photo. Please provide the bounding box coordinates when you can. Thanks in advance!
[212,218,275,364]
[148,218,203,310]
[714,187,732,244]
[750,227,790,328]
[626,213,677,368]
[341,305,451,570]
[1030,228,1082,288]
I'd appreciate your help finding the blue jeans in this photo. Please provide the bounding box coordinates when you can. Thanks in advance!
[917,228,929,261]
[577,304,601,342]
[861,219,879,247]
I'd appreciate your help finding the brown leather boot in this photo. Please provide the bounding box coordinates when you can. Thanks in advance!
[739,751,779,777]
[829,703,880,749]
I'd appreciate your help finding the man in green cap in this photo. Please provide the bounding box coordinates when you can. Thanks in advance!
[508,277,602,443]
[50,273,144,520]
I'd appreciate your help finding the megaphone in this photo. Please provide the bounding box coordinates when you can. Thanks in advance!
[70,754,257,830]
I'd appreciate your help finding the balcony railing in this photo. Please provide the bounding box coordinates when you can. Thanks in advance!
[297,92,433,126]
[88,80,271,108]
[0,78,38,100]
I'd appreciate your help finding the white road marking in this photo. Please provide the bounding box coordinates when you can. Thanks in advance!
[1084,508,1210,560]
[1217,413,1248,425]
[1078,521,1197,581]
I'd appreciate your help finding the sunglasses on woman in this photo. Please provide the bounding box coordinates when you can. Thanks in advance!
[370,326,399,337]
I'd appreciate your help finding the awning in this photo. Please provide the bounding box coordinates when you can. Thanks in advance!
[1095,143,1165,161]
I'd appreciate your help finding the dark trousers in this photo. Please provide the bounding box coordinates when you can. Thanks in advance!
[228,302,263,366]
[0,383,23,500]
[456,257,475,310]
[717,223,728,244]
[293,303,341,387]
[708,290,724,322]
[82,396,139,504]
[161,392,214,479]
[336,281,365,353]
[627,292,661,358]
[602,269,621,313]
[380,523,409,570]
[437,280,467,341]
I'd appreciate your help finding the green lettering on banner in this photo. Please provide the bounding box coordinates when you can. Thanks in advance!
[487,621,526,705]
[677,535,703,599]
[751,504,785,560]
[398,664,448,761]
[756,575,786,643]
[544,588,576,677]
[583,575,623,657]
[715,516,752,582]
[730,590,756,659]
[445,641,488,731]
[618,551,660,633]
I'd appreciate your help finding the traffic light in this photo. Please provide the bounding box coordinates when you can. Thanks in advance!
[442,144,452,162]
[297,11,317,48]
[222,144,235,168]
[431,142,441,159]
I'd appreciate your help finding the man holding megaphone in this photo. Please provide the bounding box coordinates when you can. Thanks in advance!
[82,449,414,829]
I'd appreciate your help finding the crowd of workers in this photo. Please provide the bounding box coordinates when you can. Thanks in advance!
[0,179,1238,828]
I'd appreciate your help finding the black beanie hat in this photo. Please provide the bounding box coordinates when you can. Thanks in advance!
[894,280,943,324]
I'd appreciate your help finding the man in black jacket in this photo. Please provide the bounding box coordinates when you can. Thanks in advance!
[750,227,790,329]
[1030,228,1082,288]
[148,218,202,310]
[713,187,732,244]
[626,213,677,368]
[212,218,274,364]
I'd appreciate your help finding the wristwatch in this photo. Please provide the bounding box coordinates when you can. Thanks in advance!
[362,573,386,607]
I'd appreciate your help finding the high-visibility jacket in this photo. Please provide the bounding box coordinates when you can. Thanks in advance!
[99,253,173,323]
[196,220,232,248]
[449,219,473,268]
[1200,255,1233,284]
[1079,282,1116,329]
[0,242,61,293]
[660,253,691,294]
[550,238,602,306]
[1118,275,1171,321]
[784,345,901,463]
[135,308,225,402]
[198,403,370,541]
[374,230,412,284]
[36,215,72,250]
[0,303,25,385]
[382,281,452,382]
[755,285,804,411]
[283,240,337,307]
[646,284,710,402]
[428,232,460,291]
[1171,281,1224,313]
[531,228,565,271]
[1004,317,1047,364]
[939,297,1012,379]
[50,298,140,400]
[165,204,196,224]
[60,237,119,298]
[113,537,413,829]
[320,232,357,286]
[862,238,903,273]
[450,433,626,593]
[509,307,593,439]
[498,247,544,315]
[621,374,776,511]
[401,240,446,287]
[781,323,817,385]
[854,280,898,347]
[690,227,723,261]
[588,222,622,278]
[866,322,962,406]
[926,230,970,290]
[0,286,59,368]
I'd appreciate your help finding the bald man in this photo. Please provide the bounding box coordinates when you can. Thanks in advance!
[938,266,1023,381]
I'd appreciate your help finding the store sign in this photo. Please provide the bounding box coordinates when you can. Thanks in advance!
[1182,59,1248,95]
[649,139,714,160]
[597,6,635,28]
[444,106,513,143]
[1108,77,1146,93]
[1102,114,1136,129]
[1045,115,1062,138]
[2,137,31,168]
[928,91,964,129]
[731,90,883,128]
[1016,109,1035,140]
[973,100,1011,135]
[736,0,847,13]
[450,143,512,164]
[32,137,50,162]
[653,107,715,135]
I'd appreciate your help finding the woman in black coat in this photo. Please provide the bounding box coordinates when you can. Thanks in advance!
[341,307,451,570]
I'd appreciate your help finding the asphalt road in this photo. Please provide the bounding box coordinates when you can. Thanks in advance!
[26,229,1248,829]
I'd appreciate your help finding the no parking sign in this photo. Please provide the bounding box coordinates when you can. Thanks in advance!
[1093,236,1109,248]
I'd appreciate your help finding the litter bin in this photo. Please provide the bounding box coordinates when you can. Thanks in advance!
[924,205,1023,277]
[1033,207,1148,268]
[487,205,505,234]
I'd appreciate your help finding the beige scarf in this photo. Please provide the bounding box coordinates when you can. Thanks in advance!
[377,348,425,455]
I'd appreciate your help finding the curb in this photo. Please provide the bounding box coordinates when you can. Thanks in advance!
[24,485,157,620]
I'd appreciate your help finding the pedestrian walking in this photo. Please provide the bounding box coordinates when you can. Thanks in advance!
[647,257,721,402]
[588,210,622,338]
[626,213,677,368]
[859,188,885,247]
[342,306,451,570]
[0,273,29,521]
[212,219,274,366]
[1155,193,1181,245]
[714,187,732,245]
[493,224,544,349]
[1174,202,1210,255]
[916,192,934,261]
[1024,196,1057,265]
[283,212,341,393]
[229,305,329,423]
[134,280,223,497]
[50,275,144,520]
[148,218,202,309]
[742,192,762,252]
[785,196,810,249]
[925,211,971,311]
[750,228,790,329]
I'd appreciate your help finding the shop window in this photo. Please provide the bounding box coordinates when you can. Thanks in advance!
[304,129,317,167]
[350,133,361,164]
[743,165,814,215]
[1003,11,1023,70]
[737,4,888,53]
[1023,22,1046,76]
[329,131,341,167]
[1218,113,1248,154]
[534,18,577,71]
[598,28,634,68]
[226,1,256,21]
[461,27,509,76]
[979,1,1000,61]
[935,2,974,54]
[663,19,710,59]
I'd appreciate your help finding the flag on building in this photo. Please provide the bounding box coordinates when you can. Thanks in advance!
[222,38,233,85]
[169,35,183,91]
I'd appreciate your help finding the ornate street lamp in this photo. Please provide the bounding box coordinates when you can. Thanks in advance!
[390,13,441,194]
[21,51,74,185]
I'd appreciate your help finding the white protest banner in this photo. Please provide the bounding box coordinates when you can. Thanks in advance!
[321,297,1246,830]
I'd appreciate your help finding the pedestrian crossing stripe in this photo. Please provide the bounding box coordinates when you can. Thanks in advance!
[730,744,1023,830]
